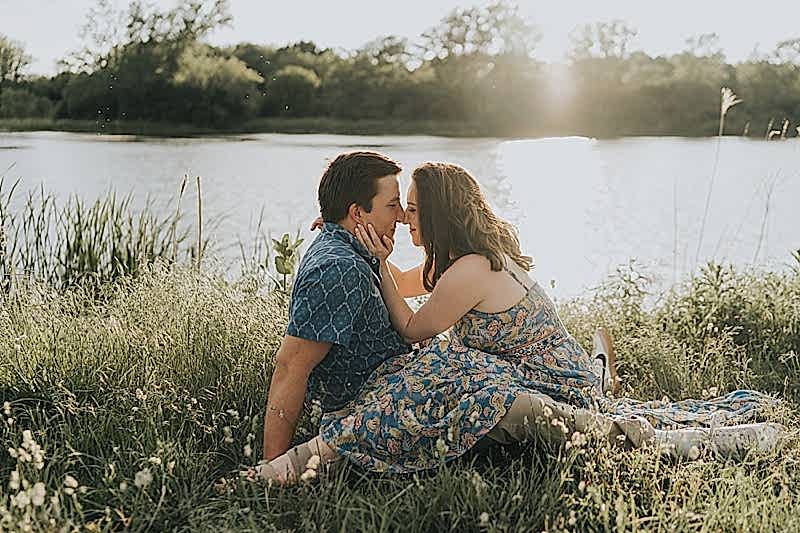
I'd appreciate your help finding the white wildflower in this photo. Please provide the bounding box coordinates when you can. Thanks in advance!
[63,474,78,496]
[119,481,128,492]
[2,402,10,416]
[478,512,490,526]
[134,468,153,488]
[167,461,176,474]
[148,456,162,465]
[470,471,486,494]
[226,409,240,419]
[12,491,30,508]
[135,388,146,401]
[299,469,317,482]
[435,438,448,458]
[243,445,253,458]
[687,446,700,461]
[568,511,577,526]
[30,483,46,507]
[305,454,320,471]
[223,426,234,443]
[9,470,20,490]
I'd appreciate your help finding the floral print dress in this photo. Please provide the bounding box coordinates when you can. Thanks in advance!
[319,270,776,473]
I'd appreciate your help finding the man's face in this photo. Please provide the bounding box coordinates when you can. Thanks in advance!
[360,174,404,240]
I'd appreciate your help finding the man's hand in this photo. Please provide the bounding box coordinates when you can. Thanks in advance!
[263,335,331,460]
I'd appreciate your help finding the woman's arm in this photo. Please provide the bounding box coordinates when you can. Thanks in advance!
[312,216,427,298]
[357,224,486,343]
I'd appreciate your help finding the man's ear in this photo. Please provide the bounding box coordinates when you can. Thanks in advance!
[347,202,364,224]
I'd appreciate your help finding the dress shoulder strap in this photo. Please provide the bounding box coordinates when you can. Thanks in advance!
[504,260,531,291]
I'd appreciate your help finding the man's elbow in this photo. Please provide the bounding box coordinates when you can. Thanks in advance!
[273,355,310,381]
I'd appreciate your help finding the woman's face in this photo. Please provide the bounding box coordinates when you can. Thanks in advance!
[405,180,421,247]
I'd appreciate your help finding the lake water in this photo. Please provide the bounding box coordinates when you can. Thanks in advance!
[1,131,798,298]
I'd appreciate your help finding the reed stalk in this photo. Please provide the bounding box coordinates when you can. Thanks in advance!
[694,87,742,270]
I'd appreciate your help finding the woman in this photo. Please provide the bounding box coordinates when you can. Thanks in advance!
[256,162,782,483]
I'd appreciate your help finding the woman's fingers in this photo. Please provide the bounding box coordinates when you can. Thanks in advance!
[367,223,381,244]
[382,234,394,252]
[356,223,393,259]
[355,225,372,251]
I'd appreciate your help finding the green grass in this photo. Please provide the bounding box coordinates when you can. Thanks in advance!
[1,258,798,531]
[0,117,494,138]
[0,180,195,293]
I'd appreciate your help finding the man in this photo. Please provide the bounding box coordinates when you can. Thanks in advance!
[262,151,420,461]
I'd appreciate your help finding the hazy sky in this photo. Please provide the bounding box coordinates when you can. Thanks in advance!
[3,0,800,75]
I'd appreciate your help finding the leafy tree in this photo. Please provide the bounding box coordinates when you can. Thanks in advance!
[359,36,413,68]
[0,35,31,90]
[569,20,638,60]
[261,65,320,116]
[420,1,540,60]
[172,44,263,124]
[774,38,800,65]
[0,88,53,118]
[685,33,723,58]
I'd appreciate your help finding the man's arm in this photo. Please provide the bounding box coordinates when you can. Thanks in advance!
[262,335,331,460]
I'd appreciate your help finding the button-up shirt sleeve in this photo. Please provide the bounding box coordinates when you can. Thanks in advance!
[286,258,371,347]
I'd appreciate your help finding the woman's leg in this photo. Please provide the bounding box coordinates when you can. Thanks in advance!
[255,436,341,485]
[487,392,652,448]
[489,392,784,460]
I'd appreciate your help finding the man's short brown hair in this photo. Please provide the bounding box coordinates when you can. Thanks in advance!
[318,151,402,223]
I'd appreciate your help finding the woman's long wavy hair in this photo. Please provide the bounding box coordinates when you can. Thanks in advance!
[413,162,533,292]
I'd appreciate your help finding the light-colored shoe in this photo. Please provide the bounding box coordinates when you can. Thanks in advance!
[707,422,786,459]
[592,328,620,394]
[654,422,786,460]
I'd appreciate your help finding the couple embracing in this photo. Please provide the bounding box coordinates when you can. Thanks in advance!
[254,151,782,484]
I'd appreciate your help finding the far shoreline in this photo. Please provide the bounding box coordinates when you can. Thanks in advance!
[1,117,782,140]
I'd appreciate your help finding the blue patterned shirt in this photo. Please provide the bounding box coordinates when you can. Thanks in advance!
[287,222,411,412]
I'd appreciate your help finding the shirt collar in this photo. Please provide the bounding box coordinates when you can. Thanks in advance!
[322,222,380,272]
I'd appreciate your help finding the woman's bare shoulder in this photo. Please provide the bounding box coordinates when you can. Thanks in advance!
[445,254,493,281]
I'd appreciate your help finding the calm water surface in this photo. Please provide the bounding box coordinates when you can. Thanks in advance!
[1,131,798,298]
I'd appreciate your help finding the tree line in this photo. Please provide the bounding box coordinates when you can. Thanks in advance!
[1,0,799,138]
